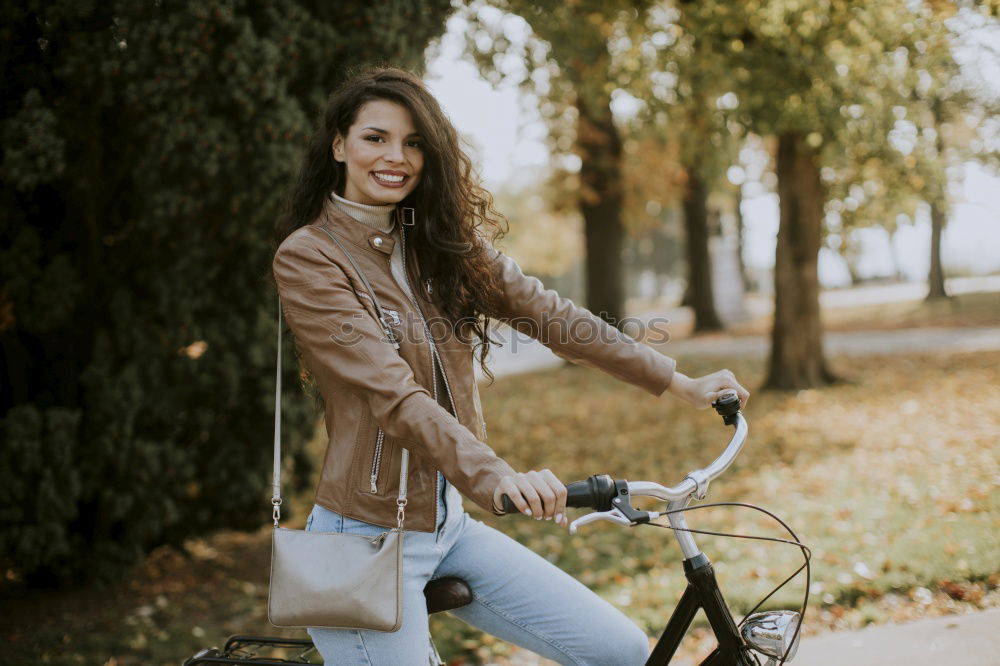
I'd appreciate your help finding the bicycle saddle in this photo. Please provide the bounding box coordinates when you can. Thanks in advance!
[423,577,473,614]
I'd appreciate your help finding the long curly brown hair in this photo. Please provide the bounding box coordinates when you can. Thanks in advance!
[275,66,508,378]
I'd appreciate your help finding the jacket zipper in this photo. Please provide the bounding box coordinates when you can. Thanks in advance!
[369,427,385,493]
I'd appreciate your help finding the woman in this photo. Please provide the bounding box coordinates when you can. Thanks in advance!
[272,67,749,665]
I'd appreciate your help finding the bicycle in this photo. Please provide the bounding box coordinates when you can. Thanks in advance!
[184,393,809,666]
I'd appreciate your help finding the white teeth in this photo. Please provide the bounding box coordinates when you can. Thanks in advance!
[374,172,404,183]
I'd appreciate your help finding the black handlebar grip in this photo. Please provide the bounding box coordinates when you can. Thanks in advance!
[500,474,617,515]
[713,391,741,425]
[567,474,617,511]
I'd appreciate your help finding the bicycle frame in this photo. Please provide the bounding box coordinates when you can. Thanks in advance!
[647,552,754,665]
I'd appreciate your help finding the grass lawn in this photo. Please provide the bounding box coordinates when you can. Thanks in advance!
[639,288,1000,342]
[816,289,1000,332]
[2,350,998,665]
[738,289,1000,336]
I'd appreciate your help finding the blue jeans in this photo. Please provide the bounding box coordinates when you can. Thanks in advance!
[304,474,649,665]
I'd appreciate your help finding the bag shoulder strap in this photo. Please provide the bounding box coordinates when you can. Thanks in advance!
[273,224,410,529]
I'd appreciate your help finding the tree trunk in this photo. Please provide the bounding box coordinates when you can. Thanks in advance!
[682,171,723,332]
[680,283,694,308]
[926,200,948,299]
[765,133,836,390]
[735,185,750,292]
[576,96,625,325]
[926,97,949,301]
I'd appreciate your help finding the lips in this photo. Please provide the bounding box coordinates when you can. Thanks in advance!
[371,170,408,188]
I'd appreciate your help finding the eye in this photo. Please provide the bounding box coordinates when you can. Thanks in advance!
[363,134,385,143]
[406,139,423,149]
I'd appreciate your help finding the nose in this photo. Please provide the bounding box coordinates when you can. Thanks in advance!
[384,141,405,164]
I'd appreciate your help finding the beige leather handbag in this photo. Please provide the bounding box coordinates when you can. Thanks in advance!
[268,225,409,631]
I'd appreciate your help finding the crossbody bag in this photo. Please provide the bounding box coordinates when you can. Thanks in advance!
[268,223,409,631]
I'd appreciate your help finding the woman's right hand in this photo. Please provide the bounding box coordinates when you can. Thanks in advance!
[666,369,750,410]
[493,470,568,527]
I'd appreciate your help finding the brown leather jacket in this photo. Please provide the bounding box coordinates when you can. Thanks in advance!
[272,200,676,532]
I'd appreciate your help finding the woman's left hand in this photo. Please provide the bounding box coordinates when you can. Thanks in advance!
[666,369,749,410]
[493,470,568,527]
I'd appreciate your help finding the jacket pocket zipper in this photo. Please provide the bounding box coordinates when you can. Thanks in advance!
[369,427,386,493]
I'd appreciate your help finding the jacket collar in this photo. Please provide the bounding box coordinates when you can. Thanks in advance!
[312,195,396,257]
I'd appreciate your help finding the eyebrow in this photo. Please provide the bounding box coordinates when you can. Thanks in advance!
[361,126,422,138]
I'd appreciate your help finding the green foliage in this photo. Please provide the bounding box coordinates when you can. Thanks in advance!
[465,0,665,322]
[628,4,745,185]
[467,1,998,249]
[0,0,451,584]
[669,1,999,235]
[465,0,656,170]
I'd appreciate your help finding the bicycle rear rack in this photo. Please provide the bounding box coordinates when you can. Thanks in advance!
[182,635,317,665]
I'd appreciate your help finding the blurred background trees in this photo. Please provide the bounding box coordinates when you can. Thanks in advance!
[467,0,658,326]
[465,0,999,388]
[0,0,451,584]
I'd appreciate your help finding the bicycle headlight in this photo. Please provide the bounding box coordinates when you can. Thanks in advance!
[741,610,801,661]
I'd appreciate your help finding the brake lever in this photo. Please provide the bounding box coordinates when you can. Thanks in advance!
[568,507,663,534]
[568,508,631,535]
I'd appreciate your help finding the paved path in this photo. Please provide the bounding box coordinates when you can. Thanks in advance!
[795,608,1000,665]
[660,325,1000,359]
[477,274,1000,379]
[477,325,1000,379]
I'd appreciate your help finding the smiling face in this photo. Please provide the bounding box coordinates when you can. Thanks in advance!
[332,99,425,206]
